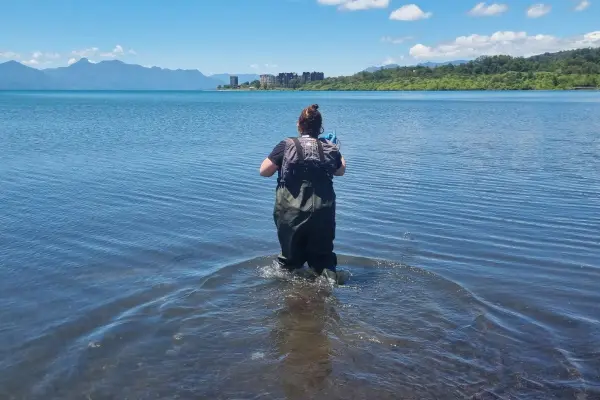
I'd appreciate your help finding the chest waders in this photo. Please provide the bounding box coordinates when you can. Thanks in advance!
[274,136,338,275]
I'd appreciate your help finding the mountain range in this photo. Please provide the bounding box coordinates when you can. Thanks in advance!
[0,58,259,90]
[418,60,470,68]
[0,57,471,90]
[364,60,469,73]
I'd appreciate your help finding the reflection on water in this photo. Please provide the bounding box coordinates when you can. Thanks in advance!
[273,284,335,399]
[0,255,599,399]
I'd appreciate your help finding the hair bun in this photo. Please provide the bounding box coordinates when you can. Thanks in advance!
[311,104,319,110]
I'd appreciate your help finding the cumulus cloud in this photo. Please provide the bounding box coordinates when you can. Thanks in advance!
[390,4,432,21]
[101,45,126,58]
[381,35,413,44]
[67,58,78,65]
[409,30,600,60]
[71,45,135,59]
[72,47,99,58]
[575,0,590,11]
[342,0,389,10]
[318,0,389,11]
[527,3,551,18]
[468,2,508,16]
[18,51,61,65]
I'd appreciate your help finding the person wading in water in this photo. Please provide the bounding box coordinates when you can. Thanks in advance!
[259,104,346,282]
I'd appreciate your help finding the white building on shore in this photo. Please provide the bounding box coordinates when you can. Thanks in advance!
[260,74,277,87]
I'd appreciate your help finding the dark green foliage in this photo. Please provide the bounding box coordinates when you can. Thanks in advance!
[301,47,600,91]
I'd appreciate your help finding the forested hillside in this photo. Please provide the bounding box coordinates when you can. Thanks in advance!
[303,47,600,91]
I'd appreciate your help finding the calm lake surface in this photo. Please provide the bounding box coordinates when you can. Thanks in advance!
[1,90,599,399]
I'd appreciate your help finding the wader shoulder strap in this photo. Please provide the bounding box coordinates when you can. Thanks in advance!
[316,139,325,163]
[291,138,304,162]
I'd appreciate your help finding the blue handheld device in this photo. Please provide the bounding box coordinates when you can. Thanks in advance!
[318,131,341,148]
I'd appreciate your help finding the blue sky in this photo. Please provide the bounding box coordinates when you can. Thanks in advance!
[1,0,599,76]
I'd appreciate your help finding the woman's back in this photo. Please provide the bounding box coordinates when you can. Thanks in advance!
[259,104,346,280]
[277,135,341,193]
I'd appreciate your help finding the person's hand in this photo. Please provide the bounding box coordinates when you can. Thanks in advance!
[334,156,346,176]
[318,131,341,149]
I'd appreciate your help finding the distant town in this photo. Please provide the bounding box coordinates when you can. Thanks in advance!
[218,71,325,90]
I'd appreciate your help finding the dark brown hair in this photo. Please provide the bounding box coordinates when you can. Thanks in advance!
[297,104,323,138]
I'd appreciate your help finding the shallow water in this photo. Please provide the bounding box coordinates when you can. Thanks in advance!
[1,90,599,399]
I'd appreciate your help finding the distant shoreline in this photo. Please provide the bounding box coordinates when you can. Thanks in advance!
[301,87,600,92]
[1,87,598,93]
[3,47,599,92]
[218,87,599,92]
[216,87,294,92]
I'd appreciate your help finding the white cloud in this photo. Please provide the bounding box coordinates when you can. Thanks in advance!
[342,0,389,10]
[575,0,590,11]
[67,58,78,65]
[468,2,508,16]
[390,4,432,21]
[100,45,126,58]
[381,35,413,44]
[317,0,389,11]
[20,51,61,65]
[72,47,99,58]
[72,45,134,59]
[409,30,600,60]
[527,3,551,18]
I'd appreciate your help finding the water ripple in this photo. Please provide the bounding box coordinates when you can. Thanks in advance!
[1,91,599,399]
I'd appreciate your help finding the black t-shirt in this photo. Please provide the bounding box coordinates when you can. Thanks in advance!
[267,140,287,166]
[268,139,342,169]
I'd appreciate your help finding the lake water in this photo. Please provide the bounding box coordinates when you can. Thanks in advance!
[1,90,599,399]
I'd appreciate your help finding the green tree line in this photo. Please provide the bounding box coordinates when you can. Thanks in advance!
[301,47,600,91]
